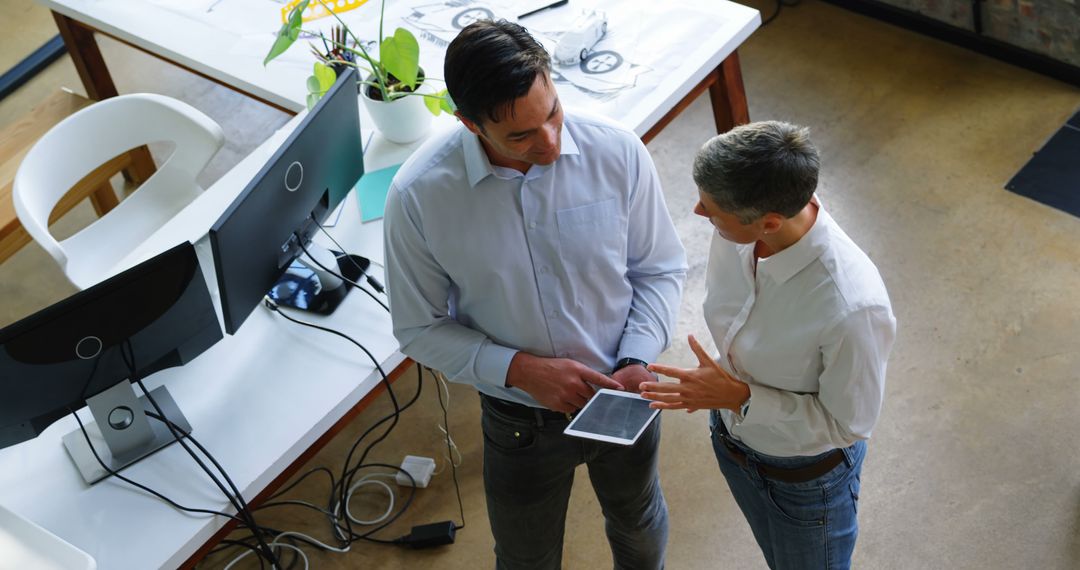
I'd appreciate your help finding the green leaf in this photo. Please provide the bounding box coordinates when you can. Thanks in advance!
[305,62,337,108]
[440,90,455,114]
[422,88,451,116]
[423,92,441,116]
[313,62,337,92]
[264,0,309,66]
[306,75,322,96]
[379,27,420,89]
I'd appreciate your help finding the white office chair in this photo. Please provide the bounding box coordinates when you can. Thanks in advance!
[12,93,224,290]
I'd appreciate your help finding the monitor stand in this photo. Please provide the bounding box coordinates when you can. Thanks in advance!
[268,242,369,315]
[61,382,191,485]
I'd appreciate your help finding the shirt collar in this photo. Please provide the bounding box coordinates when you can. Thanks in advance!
[752,197,833,285]
[462,124,580,187]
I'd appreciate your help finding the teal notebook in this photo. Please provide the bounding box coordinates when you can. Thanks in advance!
[355,163,401,222]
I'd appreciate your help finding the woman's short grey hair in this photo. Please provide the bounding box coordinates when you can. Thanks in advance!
[692,121,819,224]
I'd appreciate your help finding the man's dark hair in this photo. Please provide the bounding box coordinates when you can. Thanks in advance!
[444,19,551,127]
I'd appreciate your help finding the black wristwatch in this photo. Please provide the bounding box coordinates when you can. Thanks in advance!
[613,357,648,372]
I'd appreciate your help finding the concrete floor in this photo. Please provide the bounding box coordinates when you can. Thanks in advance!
[2,0,1079,568]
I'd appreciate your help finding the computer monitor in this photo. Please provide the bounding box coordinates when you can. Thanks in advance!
[209,67,365,335]
[0,241,222,483]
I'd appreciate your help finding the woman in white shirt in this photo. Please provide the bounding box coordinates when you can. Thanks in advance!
[640,121,896,570]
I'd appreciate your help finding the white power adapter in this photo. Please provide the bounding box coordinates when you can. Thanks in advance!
[396,455,436,488]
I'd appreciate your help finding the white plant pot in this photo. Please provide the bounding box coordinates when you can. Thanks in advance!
[361,86,433,145]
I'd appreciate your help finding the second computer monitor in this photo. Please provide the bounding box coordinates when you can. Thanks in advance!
[209,67,365,335]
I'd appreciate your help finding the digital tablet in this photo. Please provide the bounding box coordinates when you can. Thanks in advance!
[563,389,661,446]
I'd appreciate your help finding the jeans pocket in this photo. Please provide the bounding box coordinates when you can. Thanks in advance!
[481,412,537,454]
[765,482,826,527]
[850,471,861,515]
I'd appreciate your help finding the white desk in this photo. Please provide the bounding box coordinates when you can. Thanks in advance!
[42,0,759,143]
[0,110,450,569]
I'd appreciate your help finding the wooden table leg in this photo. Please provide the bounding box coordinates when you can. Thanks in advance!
[88,183,120,215]
[709,50,751,133]
[52,11,156,184]
[640,49,751,145]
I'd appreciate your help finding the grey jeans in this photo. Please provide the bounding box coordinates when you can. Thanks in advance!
[480,394,668,570]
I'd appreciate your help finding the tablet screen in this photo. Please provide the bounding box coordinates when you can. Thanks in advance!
[567,391,658,442]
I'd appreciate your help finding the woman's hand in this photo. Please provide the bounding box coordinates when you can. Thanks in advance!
[639,334,750,412]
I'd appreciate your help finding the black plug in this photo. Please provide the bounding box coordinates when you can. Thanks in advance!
[400,521,456,549]
[365,274,385,294]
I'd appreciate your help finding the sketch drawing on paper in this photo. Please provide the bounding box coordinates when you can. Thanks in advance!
[401,1,651,101]
[403,1,498,47]
[539,29,650,101]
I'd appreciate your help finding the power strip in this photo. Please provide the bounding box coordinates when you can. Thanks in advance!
[396,455,435,488]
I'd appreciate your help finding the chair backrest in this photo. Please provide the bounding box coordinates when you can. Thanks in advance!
[12,93,224,289]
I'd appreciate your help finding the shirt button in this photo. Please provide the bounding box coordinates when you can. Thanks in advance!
[539,266,548,274]
[528,222,536,230]
[549,310,558,318]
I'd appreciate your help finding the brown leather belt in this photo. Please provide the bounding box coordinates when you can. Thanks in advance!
[717,431,846,484]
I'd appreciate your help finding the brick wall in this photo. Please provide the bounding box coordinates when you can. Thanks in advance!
[876,0,974,29]
[873,0,1080,67]
[983,0,1080,67]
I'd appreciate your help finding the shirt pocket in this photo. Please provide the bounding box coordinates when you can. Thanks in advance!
[555,199,623,265]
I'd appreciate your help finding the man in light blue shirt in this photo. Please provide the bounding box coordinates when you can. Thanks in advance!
[384,19,686,570]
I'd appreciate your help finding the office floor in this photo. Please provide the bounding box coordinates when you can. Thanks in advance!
[2,1,1079,568]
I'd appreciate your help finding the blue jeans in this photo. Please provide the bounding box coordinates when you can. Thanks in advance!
[710,411,864,570]
[480,395,668,570]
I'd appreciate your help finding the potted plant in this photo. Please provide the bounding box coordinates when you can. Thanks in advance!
[264,0,453,144]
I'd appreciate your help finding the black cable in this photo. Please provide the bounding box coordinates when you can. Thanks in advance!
[330,369,426,544]
[294,232,390,313]
[309,214,378,287]
[76,345,104,401]
[135,402,280,567]
[762,0,801,26]
[119,341,281,567]
[145,408,266,522]
[265,299,388,380]
[280,534,303,570]
[308,213,386,295]
[264,305,438,548]
[333,353,399,543]
[67,354,261,540]
[263,466,337,504]
[428,366,466,530]
[212,538,268,570]
[263,299,404,544]
[336,462,417,544]
[307,212,388,297]
[67,410,257,528]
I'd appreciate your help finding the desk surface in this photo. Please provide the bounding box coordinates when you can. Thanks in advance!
[40,0,759,137]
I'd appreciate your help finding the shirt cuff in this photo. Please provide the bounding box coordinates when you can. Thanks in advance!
[474,342,519,389]
[732,383,779,428]
[617,334,664,366]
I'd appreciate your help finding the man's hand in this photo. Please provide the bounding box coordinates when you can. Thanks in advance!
[612,363,654,393]
[506,352,624,413]
[639,334,750,413]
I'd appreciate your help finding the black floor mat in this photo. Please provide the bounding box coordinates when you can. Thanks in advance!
[1006,111,1080,218]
